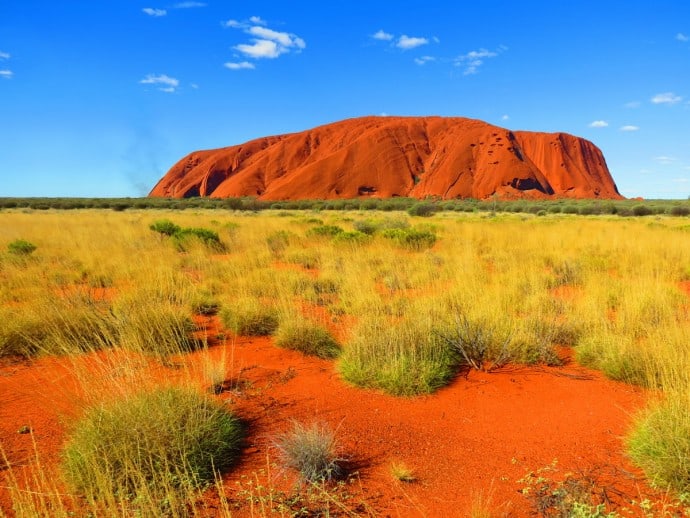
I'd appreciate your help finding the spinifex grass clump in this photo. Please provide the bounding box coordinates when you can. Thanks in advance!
[61,386,244,506]
[275,421,343,483]
[339,316,456,396]
[627,391,690,494]
[219,298,279,336]
[149,219,181,236]
[274,318,340,359]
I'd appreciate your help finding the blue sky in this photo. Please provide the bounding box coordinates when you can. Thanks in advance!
[1,1,689,199]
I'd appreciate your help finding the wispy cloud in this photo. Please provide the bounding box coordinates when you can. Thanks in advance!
[455,47,504,75]
[624,101,641,108]
[501,114,510,121]
[655,156,676,164]
[396,35,428,50]
[620,125,639,131]
[225,17,305,65]
[672,177,689,183]
[414,55,435,65]
[142,7,167,16]
[0,70,13,79]
[372,30,393,41]
[172,1,206,7]
[0,51,10,60]
[139,73,179,92]
[589,120,609,128]
[651,92,683,105]
[676,33,689,42]
[224,61,255,70]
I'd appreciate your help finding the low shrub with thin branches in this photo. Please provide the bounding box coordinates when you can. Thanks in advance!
[274,421,344,483]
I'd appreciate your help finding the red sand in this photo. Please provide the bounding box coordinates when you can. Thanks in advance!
[1,315,671,516]
[149,116,622,201]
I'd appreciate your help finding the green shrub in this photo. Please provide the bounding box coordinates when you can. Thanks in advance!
[332,230,371,245]
[275,421,343,482]
[61,386,244,503]
[627,393,690,494]
[352,220,379,235]
[407,202,439,217]
[172,227,224,251]
[7,239,37,256]
[220,300,279,336]
[306,225,344,238]
[266,230,293,256]
[382,228,437,251]
[632,204,653,217]
[437,314,512,371]
[670,205,690,217]
[149,219,181,236]
[274,320,340,359]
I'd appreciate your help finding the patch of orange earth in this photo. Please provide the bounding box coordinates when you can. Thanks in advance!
[0,328,664,516]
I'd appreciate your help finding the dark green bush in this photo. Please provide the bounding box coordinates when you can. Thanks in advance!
[172,227,224,251]
[632,204,653,217]
[149,219,181,236]
[274,320,341,359]
[7,239,37,256]
[407,202,439,217]
[382,228,437,251]
[307,225,344,238]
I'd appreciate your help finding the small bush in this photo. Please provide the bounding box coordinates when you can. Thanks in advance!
[274,320,340,359]
[220,300,279,336]
[670,205,690,217]
[172,227,224,251]
[407,202,439,217]
[382,228,437,251]
[275,421,343,483]
[352,220,379,235]
[7,239,37,256]
[332,230,371,246]
[437,314,512,372]
[149,219,181,236]
[627,393,690,494]
[306,225,344,238]
[632,204,653,217]
[61,386,244,503]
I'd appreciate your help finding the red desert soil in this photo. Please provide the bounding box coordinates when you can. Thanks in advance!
[0,318,665,517]
[149,116,622,201]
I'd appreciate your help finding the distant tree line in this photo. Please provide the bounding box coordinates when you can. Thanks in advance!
[0,196,689,217]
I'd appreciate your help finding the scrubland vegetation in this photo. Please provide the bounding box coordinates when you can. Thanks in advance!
[1,204,690,515]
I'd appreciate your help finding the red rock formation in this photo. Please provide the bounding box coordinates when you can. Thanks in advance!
[149,116,622,200]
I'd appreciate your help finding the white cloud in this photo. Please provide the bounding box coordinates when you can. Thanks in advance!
[672,177,689,183]
[142,7,166,16]
[624,101,641,108]
[455,47,503,75]
[372,30,394,41]
[501,114,510,121]
[655,156,676,164]
[224,61,255,70]
[677,33,689,42]
[414,55,435,65]
[190,83,199,89]
[651,92,683,105]
[0,51,10,60]
[620,125,639,131]
[139,73,179,92]
[235,39,284,59]
[0,69,13,79]
[226,18,306,62]
[172,1,206,7]
[397,35,429,50]
[589,120,609,128]
[248,26,305,49]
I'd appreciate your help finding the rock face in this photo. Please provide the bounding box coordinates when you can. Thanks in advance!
[149,116,622,200]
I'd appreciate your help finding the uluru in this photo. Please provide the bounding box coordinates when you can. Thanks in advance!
[149,116,622,200]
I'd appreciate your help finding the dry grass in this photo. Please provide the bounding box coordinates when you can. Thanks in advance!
[2,208,690,513]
